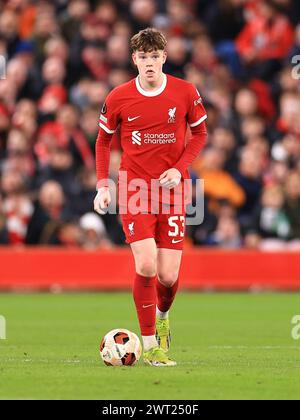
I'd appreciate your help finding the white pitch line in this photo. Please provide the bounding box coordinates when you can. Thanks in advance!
[208,346,300,350]
[0,358,90,364]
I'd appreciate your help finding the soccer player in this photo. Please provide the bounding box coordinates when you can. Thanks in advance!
[94,28,207,366]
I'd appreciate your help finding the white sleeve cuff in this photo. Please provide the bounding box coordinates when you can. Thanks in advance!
[99,123,115,134]
[189,114,207,128]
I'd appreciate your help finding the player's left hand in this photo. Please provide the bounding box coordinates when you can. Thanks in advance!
[159,168,182,189]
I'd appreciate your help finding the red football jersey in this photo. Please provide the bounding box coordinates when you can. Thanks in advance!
[98,73,207,207]
[96,74,207,205]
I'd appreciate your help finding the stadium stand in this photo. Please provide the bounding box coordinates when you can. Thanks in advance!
[0,0,300,252]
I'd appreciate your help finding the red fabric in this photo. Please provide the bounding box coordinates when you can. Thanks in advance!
[72,129,94,169]
[110,129,121,151]
[81,48,110,81]
[3,198,33,245]
[95,127,112,189]
[173,122,207,178]
[133,273,157,336]
[276,117,300,139]
[0,103,10,117]
[236,15,294,61]
[98,75,206,187]
[248,79,275,121]
[35,122,69,165]
[36,122,94,168]
[120,206,186,249]
[157,279,179,313]
[19,5,37,39]
[39,85,67,107]
[244,0,263,21]
[96,75,207,201]
[37,121,68,144]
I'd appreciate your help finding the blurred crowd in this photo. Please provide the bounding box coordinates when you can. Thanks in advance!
[0,0,299,250]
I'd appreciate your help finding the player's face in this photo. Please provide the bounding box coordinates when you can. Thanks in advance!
[132,49,167,83]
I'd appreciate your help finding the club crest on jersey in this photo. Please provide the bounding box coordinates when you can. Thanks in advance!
[128,222,135,236]
[168,107,176,123]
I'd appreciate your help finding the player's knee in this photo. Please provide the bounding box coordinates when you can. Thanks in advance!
[137,259,157,277]
[158,272,178,288]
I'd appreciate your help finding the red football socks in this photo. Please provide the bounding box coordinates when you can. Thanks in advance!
[156,278,179,313]
[133,273,157,336]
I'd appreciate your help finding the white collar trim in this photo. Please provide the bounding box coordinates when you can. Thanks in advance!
[135,74,167,97]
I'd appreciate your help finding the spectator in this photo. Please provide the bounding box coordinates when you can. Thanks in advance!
[56,103,94,169]
[3,129,35,180]
[60,0,91,42]
[107,35,131,68]
[271,134,300,166]
[265,160,290,186]
[210,127,237,172]
[234,147,264,228]
[0,0,298,249]
[0,196,9,244]
[80,212,112,250]
[95,1,118,26]
[206,0,245,44]
[205,215,242,249]
[0,105,11,153]
[284,171,300,242]
[38,85,67,119]
[236,0,294,80]
[191,35,219,74]
[234,88,258,119]
[276,92,300,139]
[164,36,189,78]
[166,0,194,36]
[56,222,82,247]
[192,147,246,211]
[35,147,80,202]
[6,58,29,98]
[35,106,94,170]
[0,169,33,245]
[42,56,66,86]
[0,9,20,58]
[130,0,157,33]
[289,23,300,59]
[247,184,291,250]
[11,99,37,139]
[44,36,69,65]
[80,106,100,150]
[31,5,59,65]
[26,180,74,245]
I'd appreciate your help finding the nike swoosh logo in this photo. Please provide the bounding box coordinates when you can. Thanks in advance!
[142,304,155,309]
[172,239,183,244]
[128,116,141,122]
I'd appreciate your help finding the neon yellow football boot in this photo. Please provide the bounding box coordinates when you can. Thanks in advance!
[155,317,171,353]
[143,347,176,367]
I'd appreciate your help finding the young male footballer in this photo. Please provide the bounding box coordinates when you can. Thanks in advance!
[94,28,207,366]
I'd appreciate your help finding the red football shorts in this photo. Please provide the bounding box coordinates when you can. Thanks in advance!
[120,204,186,250]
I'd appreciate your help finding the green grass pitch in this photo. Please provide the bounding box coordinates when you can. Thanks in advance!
[0,292,300,400]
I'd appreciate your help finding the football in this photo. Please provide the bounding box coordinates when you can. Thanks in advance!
[100,329,142,366]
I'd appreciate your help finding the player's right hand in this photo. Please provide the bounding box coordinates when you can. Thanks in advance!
[94,187,111,215]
